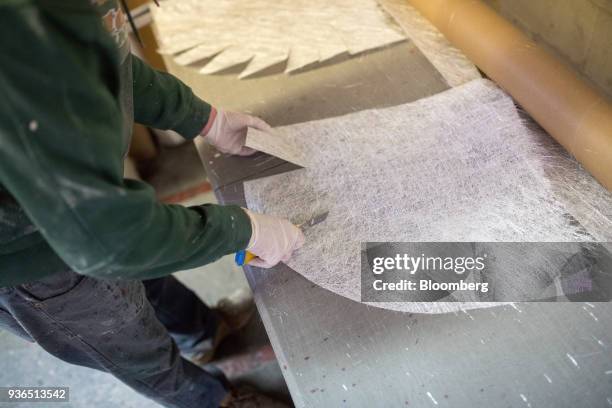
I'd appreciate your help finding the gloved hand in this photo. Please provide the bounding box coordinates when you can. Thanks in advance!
[243,209,305,268]
[201,108,271,156]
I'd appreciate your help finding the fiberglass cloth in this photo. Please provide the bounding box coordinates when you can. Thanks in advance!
[244,79,612,314]
[151,0,406,78]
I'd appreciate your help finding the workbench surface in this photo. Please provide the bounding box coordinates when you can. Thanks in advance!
[167,43,612,408]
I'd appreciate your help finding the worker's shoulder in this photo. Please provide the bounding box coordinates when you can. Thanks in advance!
[0,0,31,8]
[0,0,106,52]
[0,0,92,18]
[0,0,105,83]
[0,0,99,14]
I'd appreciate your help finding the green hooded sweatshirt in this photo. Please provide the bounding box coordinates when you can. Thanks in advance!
[0,0,252,287]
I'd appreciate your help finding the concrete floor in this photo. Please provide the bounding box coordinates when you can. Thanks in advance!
[0,142,291,407]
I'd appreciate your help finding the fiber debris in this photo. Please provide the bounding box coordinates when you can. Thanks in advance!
[244,79,612,314]
[378,0,481,87]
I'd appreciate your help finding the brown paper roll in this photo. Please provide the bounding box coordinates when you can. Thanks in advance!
[409,0,612,191]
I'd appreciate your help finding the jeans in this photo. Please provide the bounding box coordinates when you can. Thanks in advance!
[0,268,228,408]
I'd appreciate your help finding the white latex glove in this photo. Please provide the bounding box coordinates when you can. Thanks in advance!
[201,108,271,156]
[243,209,305,268]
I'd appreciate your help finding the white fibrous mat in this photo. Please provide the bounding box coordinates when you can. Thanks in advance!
[378,0,481,87]
[151,0,406,78]
[244,79,612,314]
[246,128,308,168]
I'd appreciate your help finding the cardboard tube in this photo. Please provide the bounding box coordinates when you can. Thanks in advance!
[408,0,612,191]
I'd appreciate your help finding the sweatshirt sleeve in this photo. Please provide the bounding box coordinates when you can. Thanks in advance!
[0,3,251,280]
[132,56,212,138]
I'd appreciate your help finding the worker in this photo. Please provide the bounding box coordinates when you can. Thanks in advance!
[0,1,303,407]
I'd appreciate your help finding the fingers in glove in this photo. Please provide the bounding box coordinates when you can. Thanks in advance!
[293,229,305,250]
[238,146,257,156]
[248,257,279,269]
[246,115,272,131]
[280,234,304,263]
[217,146,236,155]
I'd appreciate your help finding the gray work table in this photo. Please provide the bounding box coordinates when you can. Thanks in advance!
[185,43,612,407]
